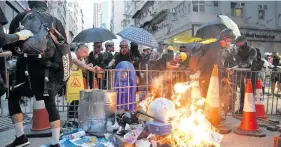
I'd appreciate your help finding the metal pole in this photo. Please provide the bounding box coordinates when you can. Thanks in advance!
[127,70,130,110]
[146,64,149,94]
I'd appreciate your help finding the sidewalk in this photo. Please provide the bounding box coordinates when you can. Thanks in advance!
[0,116,279,147]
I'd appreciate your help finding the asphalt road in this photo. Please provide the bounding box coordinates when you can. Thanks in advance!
[0,116,279,147]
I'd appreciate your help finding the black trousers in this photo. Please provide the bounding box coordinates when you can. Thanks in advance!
[8,79,63,122]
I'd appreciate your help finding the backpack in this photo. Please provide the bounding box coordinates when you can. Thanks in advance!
[17,10,71,96]
[251,48,264,71]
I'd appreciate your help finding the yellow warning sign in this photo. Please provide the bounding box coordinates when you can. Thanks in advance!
[71,78,81,87]
[66,64,84,103]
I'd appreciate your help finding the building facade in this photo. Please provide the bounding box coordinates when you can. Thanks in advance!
[93,2,101,28]
[0,0,28,33]
[48,0,83,43]
[124,1,281,53]
[112,0,125,34]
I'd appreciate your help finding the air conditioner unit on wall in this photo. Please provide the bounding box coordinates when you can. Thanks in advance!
[170,8,176,14]
[236,2,245,8]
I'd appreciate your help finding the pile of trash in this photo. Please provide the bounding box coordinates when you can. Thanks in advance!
[40,126,117,147]
[41,92,222,147]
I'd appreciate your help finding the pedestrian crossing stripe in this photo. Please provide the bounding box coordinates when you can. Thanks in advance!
[70,78,81,87]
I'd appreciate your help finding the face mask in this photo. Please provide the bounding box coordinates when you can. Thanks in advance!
[121,48,128,55]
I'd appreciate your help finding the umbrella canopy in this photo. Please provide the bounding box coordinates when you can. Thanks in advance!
[117,27,158,48]
[195,15,241,39]
[72,28,116,43]
[195,21,227,39]
[219,15,241,37]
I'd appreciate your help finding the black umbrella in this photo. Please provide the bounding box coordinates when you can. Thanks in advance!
[195,21,227,39]
[72,28,117,43]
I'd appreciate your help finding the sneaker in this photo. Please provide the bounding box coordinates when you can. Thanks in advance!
[6,135,30,147]
[50,144,60,147]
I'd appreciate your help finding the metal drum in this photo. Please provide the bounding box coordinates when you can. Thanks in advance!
[78,89,102,131]
[78,89,117,136]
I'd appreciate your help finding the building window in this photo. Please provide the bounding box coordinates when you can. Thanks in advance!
[259,10,265,19]
[258,5,267,20]
[192,0,205,12]
[231,2,245,17]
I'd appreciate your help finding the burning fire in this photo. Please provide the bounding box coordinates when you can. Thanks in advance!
[165,82,222,147]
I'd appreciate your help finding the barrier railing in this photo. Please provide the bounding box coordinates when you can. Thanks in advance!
[230,67,281,116]
[0,69,190,121]
[2,67,279,121]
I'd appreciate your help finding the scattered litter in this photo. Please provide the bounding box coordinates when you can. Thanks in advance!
[124,126,145,144]
[135,139,151,147]
[125,123,132,130]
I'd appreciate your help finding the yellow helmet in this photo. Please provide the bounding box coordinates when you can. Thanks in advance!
[167,45,174,51]
[179,52,187,62]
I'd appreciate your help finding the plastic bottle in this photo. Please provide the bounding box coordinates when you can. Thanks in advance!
[70,130,86,139]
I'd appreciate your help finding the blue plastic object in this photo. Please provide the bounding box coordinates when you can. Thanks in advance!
[114,61,136,111]
[146,121,172,136]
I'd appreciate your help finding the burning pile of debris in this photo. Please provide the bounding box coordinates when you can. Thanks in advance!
[116,80,223,147]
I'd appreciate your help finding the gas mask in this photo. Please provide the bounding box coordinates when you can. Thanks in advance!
[120,48,128,55]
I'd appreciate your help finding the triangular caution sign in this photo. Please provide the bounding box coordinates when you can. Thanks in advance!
[71,78,81,87]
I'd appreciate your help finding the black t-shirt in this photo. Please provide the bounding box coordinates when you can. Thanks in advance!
[113,52,132,67]
[140,53,150,70]
[0,8,8,26]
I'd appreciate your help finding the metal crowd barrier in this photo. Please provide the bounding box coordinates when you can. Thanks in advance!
[230,67,281,116]
[2,66,279,121]
[0,69,190,122]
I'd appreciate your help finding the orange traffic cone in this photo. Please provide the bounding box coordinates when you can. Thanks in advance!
[255,80,267,119]
[83,78,88,89]
[205,64,231,134]
[25,98,52,137]
[92,79,98,89]
[31,99,50,131]
[205,64,220,126]
[234,79,266,137]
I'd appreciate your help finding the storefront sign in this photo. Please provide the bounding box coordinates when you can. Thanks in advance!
[240,29,281,42]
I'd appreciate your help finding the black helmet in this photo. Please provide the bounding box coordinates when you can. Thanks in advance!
[220,28,235,40]
[28,1,47,9]
[105,41,114,47]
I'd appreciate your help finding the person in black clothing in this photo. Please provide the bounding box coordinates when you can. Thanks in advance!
[190,28,236,98]
[100,41,114,89]
[101,41,114,68]
[138,46,152,100]
[130,42,140,69]
[88,42,103,89]
[3,1,67,147]
[0,7,33,107]
[234,36,257,113]
[179,45,190,68]
[270,51,281,95]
